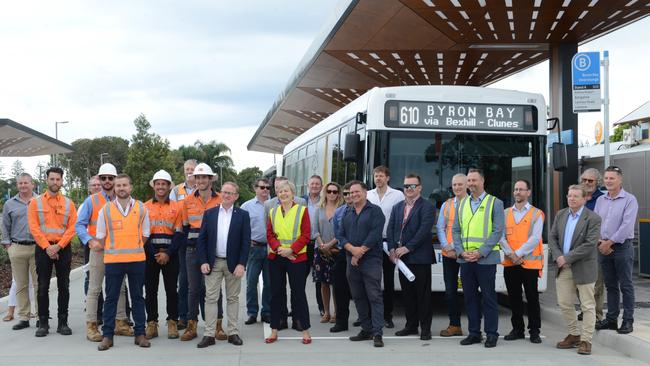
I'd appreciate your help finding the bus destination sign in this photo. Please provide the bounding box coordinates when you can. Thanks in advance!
[384,100,537,132]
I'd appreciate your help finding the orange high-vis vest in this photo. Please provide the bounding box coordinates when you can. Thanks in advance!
[441,198,456,258]
[102,200,147,263]
[172,183,193,201]
[145,199,182,245]
[88,193,109,237]
[28,191,77,249]
[502,206,544,273]
[181,191,221,240]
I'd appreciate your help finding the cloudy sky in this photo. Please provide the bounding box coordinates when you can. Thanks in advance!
[1,0,649,177]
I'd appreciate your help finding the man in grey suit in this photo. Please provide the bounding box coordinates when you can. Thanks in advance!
[549,184,601,356]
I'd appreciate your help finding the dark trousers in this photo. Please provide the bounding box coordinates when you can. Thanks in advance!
[442,256,462,326]
[333,252,351,327]
[348,256,384,336]
[177,245,188,322]
[382,251,395,321]
[270,257,310,330]
[36,244,71,322]
[307,242,324,313]
[245,245,271,317]
[102,261,146,338]
[504,265,540,335]
[186,246,219,321]
[399,263,432,333]
[84,245,103,320]
[145,251,179,322]
[460,262,498,337]
[600,239,635,322]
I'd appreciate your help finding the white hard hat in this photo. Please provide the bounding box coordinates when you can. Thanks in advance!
[149,170,174,187]
[97,163,117,177]
[192,163,216,177]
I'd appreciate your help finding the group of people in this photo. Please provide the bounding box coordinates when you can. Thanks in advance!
[0,161,638,355]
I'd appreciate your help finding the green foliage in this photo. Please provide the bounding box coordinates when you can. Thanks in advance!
[68,136,130,193]
[124,114,177,200]
[10,160,25,178]
[0,245,7,265]
[610,124,624,142]
[235,166,263,205]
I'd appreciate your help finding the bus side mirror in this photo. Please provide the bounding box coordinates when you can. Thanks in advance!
[343,133,360,162]
[552,142,567,171]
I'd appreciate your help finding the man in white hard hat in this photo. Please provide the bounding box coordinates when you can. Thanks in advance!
[170,159,197,331]
[143,170,183,340]
[75,163,133,342]
[179,163,225,341]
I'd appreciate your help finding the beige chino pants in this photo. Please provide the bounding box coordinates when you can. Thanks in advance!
[204,258,241,337]
[8,244,38,321]
[86,248,128,322]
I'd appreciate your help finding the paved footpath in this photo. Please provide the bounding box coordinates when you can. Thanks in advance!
[1,266,648,366]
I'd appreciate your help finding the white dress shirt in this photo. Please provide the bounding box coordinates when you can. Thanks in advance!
[367,185,405,238]
[216,205,233,258]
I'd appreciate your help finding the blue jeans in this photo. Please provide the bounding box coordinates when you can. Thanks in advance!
[347,255,384,336]
[246,245,270,318]
[600,239,635,322]
[460,262,498,337]
[177,245,188,322]
[442,256,461,327]
[102,261,146,338]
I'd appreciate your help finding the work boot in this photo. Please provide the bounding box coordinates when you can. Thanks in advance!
[167,320,179,339]
[577,341,592,355]
[57,316,72,335]
[35,318,49,337]
[145,320,158,339]
[556,334,581,349]
[115,319,134,336]
[180,320,197,341]
[97,337,113,351]
[216,318,227,341]
[134,334,151,348]
[177,319,187,330]
[86,322,103,342]
[440,325,463,337]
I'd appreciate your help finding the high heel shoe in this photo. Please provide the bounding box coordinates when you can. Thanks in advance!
[302,336,312,345]
[265,335,278,344]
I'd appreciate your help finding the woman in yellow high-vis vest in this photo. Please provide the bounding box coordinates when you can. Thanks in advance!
[265,180,312,345]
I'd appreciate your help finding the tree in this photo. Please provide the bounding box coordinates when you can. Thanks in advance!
[10,160,25,178]
[124,114,176,200]
[610,124,625,142]
[68,136,130,192]
[174,140,235,191]
[235,166,263,204]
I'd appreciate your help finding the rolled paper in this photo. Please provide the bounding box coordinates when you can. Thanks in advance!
[383,242,416,282]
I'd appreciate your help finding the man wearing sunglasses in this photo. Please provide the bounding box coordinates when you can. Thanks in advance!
[581,168,603,211]
[76,163,133,342]
[594,166,638,334]
[241,178,272,325]
[387,174,435,340]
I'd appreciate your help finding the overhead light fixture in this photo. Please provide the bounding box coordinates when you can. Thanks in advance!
[468,43,548,50]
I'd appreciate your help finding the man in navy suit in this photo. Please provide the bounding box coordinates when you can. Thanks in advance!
[387,173,436,340]
[196,182,251,348]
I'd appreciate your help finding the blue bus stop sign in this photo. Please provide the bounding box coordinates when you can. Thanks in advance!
[571,52,601,113]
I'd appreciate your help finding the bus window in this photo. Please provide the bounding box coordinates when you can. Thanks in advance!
[316,137,327,182]
[327,130,341,184]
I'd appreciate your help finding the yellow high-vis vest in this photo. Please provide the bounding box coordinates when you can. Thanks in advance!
[458,194,499,252]
[268,204,307,255]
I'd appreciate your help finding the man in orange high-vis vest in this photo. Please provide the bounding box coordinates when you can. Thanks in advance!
[435,173,467,337]
[179,163,223,341]
[28,167,77,338]
[75,163,133,342]
[170,159,197,331]
[95,174,151,351]
[499,179,544,344]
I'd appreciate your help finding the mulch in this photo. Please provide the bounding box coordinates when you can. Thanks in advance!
[0,250,85,298]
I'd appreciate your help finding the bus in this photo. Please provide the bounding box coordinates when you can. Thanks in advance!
[281,85,549,292]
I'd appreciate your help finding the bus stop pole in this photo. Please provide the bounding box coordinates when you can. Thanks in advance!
[602,50,610,168]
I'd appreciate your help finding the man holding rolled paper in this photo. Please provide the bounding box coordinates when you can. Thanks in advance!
[387,173,435,340]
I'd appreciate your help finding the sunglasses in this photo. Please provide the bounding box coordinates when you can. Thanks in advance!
[100,176,114,181]
[256,185,270,190]
[403,184,419,190]
[342,192,350,196]
[605,166,622,173]
[326,190,339,194]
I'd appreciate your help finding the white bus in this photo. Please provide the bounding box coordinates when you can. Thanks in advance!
[281,85,549,292]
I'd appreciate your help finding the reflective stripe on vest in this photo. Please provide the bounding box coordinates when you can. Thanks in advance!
[104,201,145,262]
[442,198,456,258]
[88,193,108,236]
[458,194,499,252]
[502,206,544,270]
[268,204,307,255]
[150,237,172,245]
[35,195,71,234]
[175,184,188,201]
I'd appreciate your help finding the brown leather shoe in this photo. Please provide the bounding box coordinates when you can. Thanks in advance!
[115,319,134,336]
[556,334,581,349]
[167,320,179,339]
[440,325,463,337]
[216,319,227,341]
[180,320,197,341]
[97,337,113,351]
[134,334,151,348]
[577,341,591,355]
[145,321,158,339]
[86,322,102,342]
